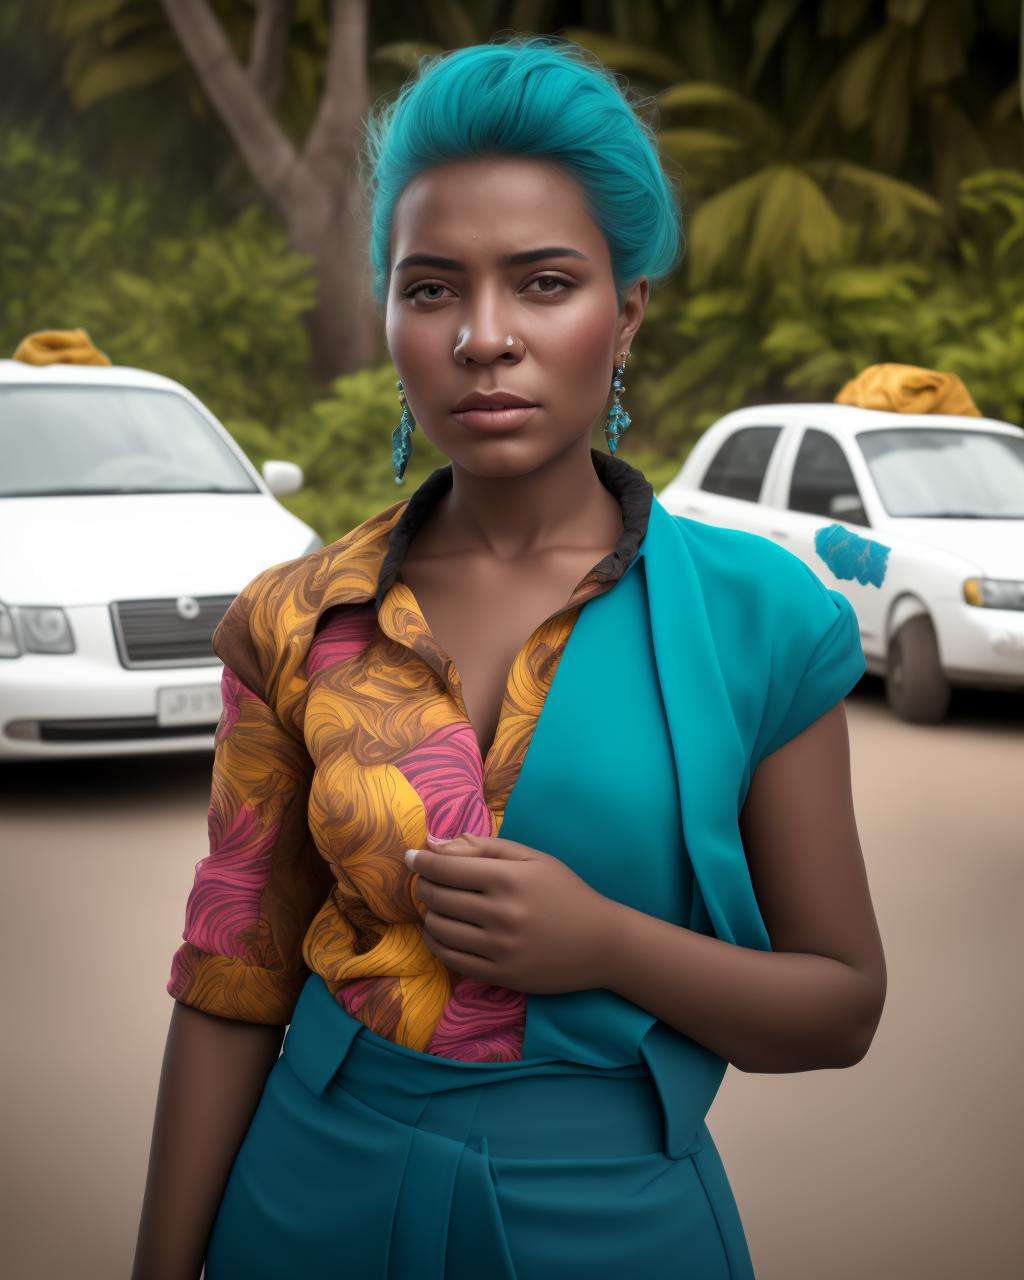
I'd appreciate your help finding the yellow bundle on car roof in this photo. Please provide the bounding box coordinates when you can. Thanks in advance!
[835,362,980,417]
[12,328,111,366]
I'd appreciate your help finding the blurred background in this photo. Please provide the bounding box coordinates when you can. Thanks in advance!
[4,0,1024,525]
[1,3,1023,1278]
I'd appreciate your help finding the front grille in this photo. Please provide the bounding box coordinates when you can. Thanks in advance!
[38,716,216,742]
[110,595,235,668]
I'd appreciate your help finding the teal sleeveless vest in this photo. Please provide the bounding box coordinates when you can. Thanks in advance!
[280,494,864,1160]
[495,494,864,1151]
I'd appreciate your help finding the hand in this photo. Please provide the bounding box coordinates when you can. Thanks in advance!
[404,833,619,995]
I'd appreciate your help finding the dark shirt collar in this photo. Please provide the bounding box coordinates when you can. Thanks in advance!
[375,447,654,612]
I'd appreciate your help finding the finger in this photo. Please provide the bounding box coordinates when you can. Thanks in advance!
[421,926,496,980]
[423,909,493,958]
[405,848,498,888]
[426,833,532,860]
[414,878,491,926]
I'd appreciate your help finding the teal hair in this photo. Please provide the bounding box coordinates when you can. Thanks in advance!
[360,34,684,310]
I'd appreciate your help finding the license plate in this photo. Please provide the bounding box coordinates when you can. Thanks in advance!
[156,683,223,728]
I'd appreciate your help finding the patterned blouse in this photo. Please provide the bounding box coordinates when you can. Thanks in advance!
[167,449,654,1062]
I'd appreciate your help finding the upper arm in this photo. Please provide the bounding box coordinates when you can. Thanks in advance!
[740,554,884,1021]
[167,582,332,1026]
[740,699,886,1025]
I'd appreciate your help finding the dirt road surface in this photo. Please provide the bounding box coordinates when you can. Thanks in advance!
[2,677,1021,1279]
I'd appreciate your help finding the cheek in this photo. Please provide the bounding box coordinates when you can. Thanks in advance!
[541,302,615,397]
[386,304,445,374]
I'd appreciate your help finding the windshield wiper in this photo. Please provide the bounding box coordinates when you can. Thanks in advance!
[2,485,253,497]
[899,511,1024,519]
[3,487,146,496]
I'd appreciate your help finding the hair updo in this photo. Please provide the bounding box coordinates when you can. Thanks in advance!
[360,34,684,309]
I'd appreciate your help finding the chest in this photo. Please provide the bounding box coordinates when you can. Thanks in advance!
[498,556,694,926]
[399,551,600,759]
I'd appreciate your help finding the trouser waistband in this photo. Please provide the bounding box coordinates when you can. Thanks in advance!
[282,973,724,1160]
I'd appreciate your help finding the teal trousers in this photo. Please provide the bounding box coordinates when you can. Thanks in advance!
[204,974,757,1278]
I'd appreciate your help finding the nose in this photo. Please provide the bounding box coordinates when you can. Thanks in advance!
[452,291,524,365]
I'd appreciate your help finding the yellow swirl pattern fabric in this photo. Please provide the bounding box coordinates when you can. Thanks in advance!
[168,451,654,1061]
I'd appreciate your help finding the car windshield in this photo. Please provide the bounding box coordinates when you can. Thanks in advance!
[0,385,259,496]
[856,427,1024,518]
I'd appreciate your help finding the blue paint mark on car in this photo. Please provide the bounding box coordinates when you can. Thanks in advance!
[814,522,890,588]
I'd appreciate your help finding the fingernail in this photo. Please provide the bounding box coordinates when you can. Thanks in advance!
[427,833,466,848]
[404,848,418,867]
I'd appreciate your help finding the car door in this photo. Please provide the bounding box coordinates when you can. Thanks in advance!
[767,424,886,658]
[671,422,786,539]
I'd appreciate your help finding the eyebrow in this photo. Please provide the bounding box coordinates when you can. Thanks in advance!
[393,246,589,273]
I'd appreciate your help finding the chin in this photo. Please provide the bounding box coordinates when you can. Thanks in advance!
[446,434,586,478]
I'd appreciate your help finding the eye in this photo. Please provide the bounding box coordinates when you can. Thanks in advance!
[526,274,573,296]
[403,281,453,304]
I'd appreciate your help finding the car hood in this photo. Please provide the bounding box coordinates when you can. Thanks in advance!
[0,494,318,604]
[886,518,1023,577]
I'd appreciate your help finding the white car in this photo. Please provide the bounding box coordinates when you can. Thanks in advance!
[658,402,1024,723]
[0,359,321,761]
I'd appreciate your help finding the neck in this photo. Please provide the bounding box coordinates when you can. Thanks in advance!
[429,440,624,563]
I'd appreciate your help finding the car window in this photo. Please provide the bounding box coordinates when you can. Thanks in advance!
[0,385,259,497]
[856,427,1024,518]
[788,428,867,522]
[699,425,781,502]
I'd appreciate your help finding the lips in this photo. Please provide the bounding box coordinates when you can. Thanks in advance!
[452,403,539,433]
[452,390,538,413]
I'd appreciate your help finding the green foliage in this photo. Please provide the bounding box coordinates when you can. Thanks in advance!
[641,170,1024,441]
[5,2,1024,545]
[79,207,317,427]
[0,126,315,428]
[50,1,192,109]
[0,126,152,333]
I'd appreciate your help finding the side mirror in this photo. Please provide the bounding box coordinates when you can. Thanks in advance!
[261,460,304,497]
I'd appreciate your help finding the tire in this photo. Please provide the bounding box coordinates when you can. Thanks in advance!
[885,612,951,723]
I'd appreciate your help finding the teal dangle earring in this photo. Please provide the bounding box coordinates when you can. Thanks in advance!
[391,378,415,484]
[605,350,631,454]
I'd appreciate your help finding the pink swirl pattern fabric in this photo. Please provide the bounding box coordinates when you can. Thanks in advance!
[167,451,652,1058]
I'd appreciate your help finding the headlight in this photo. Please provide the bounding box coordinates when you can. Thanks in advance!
[9,605,76,654]
[963,578,1024,610]
[0,603,20,658]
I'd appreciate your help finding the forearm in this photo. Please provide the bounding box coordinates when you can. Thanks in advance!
[132,1001,285,1280]
[596,899,881,1073]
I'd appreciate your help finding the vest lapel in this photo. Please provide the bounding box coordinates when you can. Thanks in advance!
[500,496,772,1066]
[641,499,772,951]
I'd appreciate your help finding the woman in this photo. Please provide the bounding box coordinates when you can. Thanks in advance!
[133,36,886,1279]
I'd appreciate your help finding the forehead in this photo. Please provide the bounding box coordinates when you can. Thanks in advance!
[390,155,606,262]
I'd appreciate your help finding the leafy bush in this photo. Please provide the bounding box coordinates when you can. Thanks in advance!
[5,124,1023,548]
[0,125,317,427]
[638,169,1024,440]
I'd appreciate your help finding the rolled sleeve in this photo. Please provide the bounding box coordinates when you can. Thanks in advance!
[753,563,866,768]
[167,581,330,1025]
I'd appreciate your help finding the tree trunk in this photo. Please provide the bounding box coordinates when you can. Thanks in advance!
[300,204,380,382]
[161,0,379,383]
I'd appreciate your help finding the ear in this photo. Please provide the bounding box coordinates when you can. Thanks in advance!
[616,276,649,356]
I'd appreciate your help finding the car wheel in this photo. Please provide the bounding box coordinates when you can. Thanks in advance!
[885,613,951,723]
